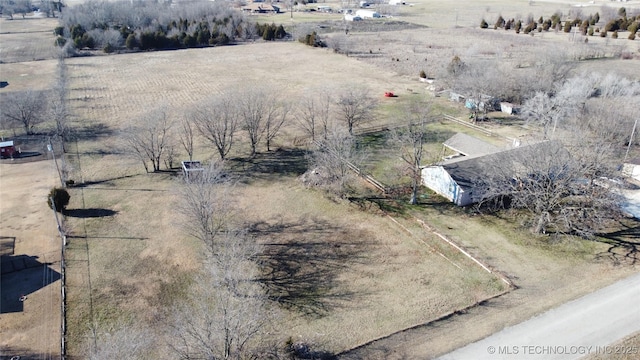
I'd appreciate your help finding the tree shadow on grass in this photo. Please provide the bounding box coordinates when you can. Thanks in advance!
[64,208,117,218]
[71,122,114,141]
[250,218,373,318]
[595,218,640,266]
[228,148,309,183]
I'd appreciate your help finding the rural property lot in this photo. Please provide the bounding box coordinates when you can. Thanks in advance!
[0,160,62,359]
[1,0,639,358]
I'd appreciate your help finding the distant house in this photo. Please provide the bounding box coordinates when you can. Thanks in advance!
[422,141,564,206]
[0,140,16,159]
[241,3,280,13]
[355,9,381,18]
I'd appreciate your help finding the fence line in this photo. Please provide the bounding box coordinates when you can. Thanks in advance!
[442,114,517,146]
[312,139,388,193]
[51,192,68,360]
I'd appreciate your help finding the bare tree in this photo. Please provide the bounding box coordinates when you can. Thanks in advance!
[192,95,238,160]
[450,58,505,122]
[335,87,377,135]
[178,117,196,162]
[478,140,621,237]
[236,86,285,157]
[307,127,365,196]
[170,224,277,359]
[296,89,333,142]
[0,90,47,135]
[177,161,236,254]
[122,107,173,172]
[50,58,70,152]
[265,100,290,152]
[389,100,436,205]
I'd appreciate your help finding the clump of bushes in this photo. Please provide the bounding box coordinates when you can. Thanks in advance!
[48,187,70,213]
[299,31,326,48]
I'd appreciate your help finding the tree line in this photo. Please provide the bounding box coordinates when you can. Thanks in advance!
[53,0,288,53]
[481,7,639,39]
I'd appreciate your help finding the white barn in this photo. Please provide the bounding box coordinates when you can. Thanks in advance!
[355,9,381,18]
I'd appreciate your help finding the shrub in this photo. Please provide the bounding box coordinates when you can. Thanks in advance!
[55,36,67,47]
[54,26,64,36]
[125,33,137,49]
[48,188,70,213]
[629,32,636,40]
[419,70,427,78]
[480,19,488,29]
[515,20,522,33]
[588,27,594,36]
[103,43,115,53]
[563,21,572,33]
[612,31,618,39]
[600,30,607,38]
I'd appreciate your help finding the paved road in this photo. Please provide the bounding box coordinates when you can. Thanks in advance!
[438,272,640,360]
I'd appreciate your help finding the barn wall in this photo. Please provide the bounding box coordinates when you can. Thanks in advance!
[422,166,458,203]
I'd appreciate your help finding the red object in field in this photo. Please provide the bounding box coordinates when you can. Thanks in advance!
[384,92,396,97]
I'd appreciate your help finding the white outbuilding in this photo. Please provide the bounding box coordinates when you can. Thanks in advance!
[355,9,380,19]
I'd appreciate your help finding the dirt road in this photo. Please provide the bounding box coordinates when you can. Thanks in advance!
[438,272,640,360]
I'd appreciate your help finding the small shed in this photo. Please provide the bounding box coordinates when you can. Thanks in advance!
[0,140,16,159]
[622,158,640,181]
[181,161,204,179]
[500,102,520,115]
[449,92,465,103]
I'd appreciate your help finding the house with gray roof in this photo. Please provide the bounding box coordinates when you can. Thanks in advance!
[423,140,566,206]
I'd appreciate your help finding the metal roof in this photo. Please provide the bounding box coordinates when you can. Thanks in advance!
[443,133,501,157]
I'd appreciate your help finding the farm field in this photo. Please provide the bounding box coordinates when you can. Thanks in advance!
[1,0,640,358]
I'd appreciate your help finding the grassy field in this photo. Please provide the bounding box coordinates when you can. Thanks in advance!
[1,0,640,358]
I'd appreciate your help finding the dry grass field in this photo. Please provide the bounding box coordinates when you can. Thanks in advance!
[1,0,640,358]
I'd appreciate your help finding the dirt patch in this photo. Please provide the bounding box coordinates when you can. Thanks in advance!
[0,161,62,358]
